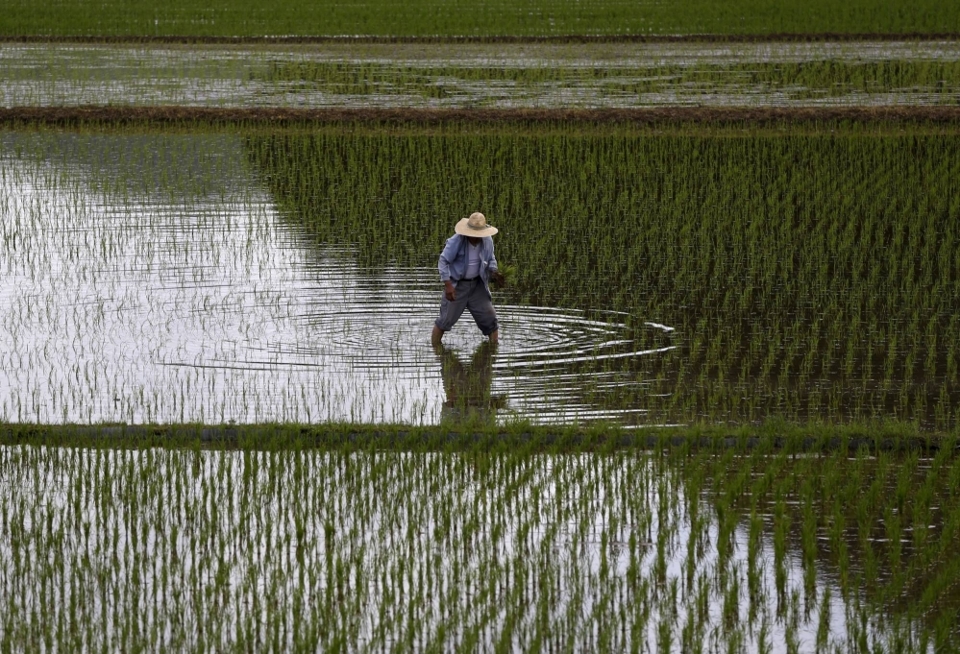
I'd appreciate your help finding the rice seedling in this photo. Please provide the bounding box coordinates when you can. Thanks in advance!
[686,439,960,651]
[3,41,960,111]
[1,442,952,652]
[246,124,960,430]
[257,56,960,107]
[2,0,959,38]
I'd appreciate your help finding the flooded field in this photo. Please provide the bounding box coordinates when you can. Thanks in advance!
[3,126,960,428]
[2,445,956,652]
[0,130,676,425]
[3,41,960,109]
[256,128,960,430]
[3,8,960,648]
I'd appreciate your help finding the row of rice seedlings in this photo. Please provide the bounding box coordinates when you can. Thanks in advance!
[3,128,673,426]
[258,59,960,105]
[0,443,945,651]
[6,42,959,110]
[1,130,458,425]
[679,441,960,649]
[245,128,960,429]
[2,0,958,37]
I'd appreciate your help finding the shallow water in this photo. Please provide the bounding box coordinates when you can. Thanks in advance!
[2,41,960,108]
[0,447,937,652]
[4,127,959,428]
[0,131,676,425]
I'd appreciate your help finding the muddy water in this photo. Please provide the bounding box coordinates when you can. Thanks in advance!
[0,131,676,425]
[2,41,960,108]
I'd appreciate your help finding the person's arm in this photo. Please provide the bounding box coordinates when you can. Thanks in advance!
[439,236,460,301]
[485,237,505,287]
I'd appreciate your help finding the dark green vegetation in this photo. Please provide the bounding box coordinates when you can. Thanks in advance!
[247,124,960,430]
[689,441,960,648]
[0,419,951,452]
[260,58,960,104]
[1,438,957,651]
[2,0,958,38]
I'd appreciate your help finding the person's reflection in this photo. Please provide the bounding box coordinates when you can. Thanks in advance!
[435,341,506,425]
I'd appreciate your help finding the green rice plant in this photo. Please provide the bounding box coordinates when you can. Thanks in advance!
[248,57,960,107]
[684,441,960,650]
[245,126,960,430]
[12,441,952,652]
[2,0,960,37]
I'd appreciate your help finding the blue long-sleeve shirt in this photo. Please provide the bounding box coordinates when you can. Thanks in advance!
[438,235,498,291]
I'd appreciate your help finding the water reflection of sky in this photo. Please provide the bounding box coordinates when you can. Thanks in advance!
[0,447,930,652]
[2,41,960,109]
[0,132,675,425]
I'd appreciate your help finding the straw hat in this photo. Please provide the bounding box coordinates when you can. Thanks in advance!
[455,212,498,237]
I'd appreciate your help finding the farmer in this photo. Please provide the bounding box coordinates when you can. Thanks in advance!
[432,212,504,346]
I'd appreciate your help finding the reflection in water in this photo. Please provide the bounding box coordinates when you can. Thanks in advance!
[435,341,505,425]
[0,447,943,652]
[0,132,675,426]
[4,42,960,109]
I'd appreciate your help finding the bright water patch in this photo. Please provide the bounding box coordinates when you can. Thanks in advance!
[3,41,960,109]
[0,131,674,425]
[0,447,933,652]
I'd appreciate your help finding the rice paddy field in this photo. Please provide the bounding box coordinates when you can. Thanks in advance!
[2,0,959,37]
[3,6,960,653]
[0,440,958,652]
[4,41,960,110]
[4,124,960,430]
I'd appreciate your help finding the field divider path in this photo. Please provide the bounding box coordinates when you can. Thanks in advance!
[2,423,956,454]
[3,33,960,44]
[5,105,960,126]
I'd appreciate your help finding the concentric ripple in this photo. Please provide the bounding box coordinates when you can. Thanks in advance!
[267,261,679,425]
[0,132,677,426]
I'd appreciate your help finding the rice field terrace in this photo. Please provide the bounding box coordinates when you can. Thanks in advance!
[3,5,960,651]
[3,41,960,110]
[1,441,958,652]
[2,0,959,37]
[4,124,958,429]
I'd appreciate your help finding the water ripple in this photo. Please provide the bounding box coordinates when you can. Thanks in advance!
[0,131,678,426]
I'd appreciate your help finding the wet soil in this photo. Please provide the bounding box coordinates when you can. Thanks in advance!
[3,33,960,44]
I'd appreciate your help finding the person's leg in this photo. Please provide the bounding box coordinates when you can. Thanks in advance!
[466,281,499,343]
[433,281,469,344]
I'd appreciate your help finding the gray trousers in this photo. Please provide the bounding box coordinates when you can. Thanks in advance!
[434,278,498,336]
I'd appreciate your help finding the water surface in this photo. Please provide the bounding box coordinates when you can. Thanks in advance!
[3,41,960,108]
[0,131,674,425]
[0,446,937,652]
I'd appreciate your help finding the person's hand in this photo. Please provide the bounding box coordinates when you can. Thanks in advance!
[444,280,456,301]
[490,270,506,289]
